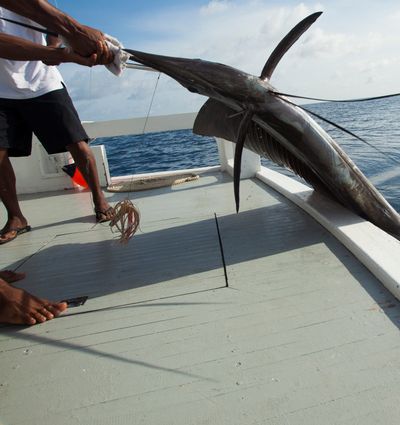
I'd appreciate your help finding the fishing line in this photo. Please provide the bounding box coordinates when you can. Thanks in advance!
[272,91,400,104]
[277,95,400,166]
[0,16,57,36]
[142,72,161,134]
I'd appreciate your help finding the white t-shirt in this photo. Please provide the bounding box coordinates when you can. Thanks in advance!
[0,8,63,99]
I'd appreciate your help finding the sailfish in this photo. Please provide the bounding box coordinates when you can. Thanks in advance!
[126,12,400,237]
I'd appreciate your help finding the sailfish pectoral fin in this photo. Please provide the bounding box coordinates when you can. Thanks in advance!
[260,11,322,80]
[234,109,254,213]
[194,98,240,139]
[194,99,255,212]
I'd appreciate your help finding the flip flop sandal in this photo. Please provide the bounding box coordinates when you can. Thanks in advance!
[95,207,114,223]
[0,225,31,245]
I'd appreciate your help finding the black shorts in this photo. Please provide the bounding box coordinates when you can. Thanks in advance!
[0,86,89,157]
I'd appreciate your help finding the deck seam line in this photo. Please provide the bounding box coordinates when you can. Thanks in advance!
[13,235,58,272]
[214,212,229,287]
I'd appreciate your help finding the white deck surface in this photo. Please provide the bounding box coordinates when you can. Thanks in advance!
[1,171,400,425]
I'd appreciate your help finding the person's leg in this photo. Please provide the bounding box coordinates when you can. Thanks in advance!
[20,87,113,222]
[66,141,113,222]
[0,277,67,325]
[0,148,29,243]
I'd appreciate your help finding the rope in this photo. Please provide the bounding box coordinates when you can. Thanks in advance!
[107,174,199,192]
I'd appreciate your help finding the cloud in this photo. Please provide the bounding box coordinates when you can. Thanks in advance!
[200,0,231,16]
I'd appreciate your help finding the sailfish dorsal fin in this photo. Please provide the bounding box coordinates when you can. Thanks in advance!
[260,11,322,80]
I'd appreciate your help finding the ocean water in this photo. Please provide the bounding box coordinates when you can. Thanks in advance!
[92,97,400,211]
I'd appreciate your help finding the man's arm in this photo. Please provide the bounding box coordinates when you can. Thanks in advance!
[0,32,96,66]
[0,0,112,63]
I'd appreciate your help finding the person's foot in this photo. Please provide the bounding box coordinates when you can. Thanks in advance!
[0,216,30,245]
[94,201,114,223]
[0,270,26,283]
[0,280,67,325]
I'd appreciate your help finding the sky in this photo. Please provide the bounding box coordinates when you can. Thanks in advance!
[51,0,400,122]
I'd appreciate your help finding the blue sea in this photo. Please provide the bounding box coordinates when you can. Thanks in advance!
[92,97,400,211]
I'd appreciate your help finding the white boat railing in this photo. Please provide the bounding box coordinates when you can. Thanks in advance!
[10,113,261,195]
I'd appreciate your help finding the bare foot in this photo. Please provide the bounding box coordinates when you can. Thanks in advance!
[0,280,67,325]
[0,270,26,283]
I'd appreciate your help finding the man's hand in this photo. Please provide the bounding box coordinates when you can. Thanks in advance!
[43,31,112,67]
[52,47,97,67]
[66,25,114,65]
[42,48,97,67]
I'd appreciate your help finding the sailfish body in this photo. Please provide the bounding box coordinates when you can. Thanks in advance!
[126,12,400,237]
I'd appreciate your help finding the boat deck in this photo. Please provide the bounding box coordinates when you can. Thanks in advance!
[1,171,400,425]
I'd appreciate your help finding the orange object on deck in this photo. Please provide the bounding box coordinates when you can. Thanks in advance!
[62,163,88,188]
